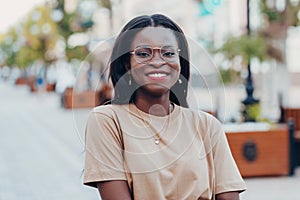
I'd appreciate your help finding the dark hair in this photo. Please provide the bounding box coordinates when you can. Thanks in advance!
[109,14,190,107]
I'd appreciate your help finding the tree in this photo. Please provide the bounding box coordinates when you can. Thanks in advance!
[0,28,19,67]
[213,0,297,121]
[23,5,60,64]
[52,0,93,62]
[214,34,274,121]
[259,0,300,63]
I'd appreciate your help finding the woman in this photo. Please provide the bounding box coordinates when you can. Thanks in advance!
[84,14,246,200]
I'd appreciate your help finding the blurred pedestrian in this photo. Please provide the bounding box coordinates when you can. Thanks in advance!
[83,14,246,200]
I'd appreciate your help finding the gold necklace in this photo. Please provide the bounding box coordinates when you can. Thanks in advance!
[133,102,173,145]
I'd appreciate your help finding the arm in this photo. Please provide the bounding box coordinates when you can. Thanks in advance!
[84,109,129,193]
[97,180,132,200]
[216,191,240,200]
[204,114,246,196]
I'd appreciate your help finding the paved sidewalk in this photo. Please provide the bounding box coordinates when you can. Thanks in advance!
[1,81,299,200]
[0,82,99,200]
[241,167,300,199]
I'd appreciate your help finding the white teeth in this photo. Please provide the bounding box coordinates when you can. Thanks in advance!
[148,73,167,78]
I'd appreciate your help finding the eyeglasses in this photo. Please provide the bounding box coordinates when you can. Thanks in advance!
[130,46,180,64]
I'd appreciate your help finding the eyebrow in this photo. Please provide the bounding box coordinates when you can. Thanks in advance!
[134,45,178,48]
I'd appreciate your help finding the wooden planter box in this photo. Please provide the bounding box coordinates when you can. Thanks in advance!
[15,76,36,86]
[62,84,112,109]
[225,125,290,177]
[15,77,56,93]
[46,83,56,92]
[62,88,99,109]
[15,76,37,92]
[15,76,33,85]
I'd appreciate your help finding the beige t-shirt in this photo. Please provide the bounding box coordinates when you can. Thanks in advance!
[84,104,246,199]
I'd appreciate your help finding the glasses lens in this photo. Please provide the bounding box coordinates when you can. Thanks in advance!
[132,46,179,63]
[161,47,178,62]
[134,47,152,63]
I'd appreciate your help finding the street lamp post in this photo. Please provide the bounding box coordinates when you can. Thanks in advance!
[242,0,259,121]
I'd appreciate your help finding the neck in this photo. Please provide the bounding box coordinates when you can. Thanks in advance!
[133,93,172,117]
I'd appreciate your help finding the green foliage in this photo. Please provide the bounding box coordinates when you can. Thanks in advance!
[66,46,89,61]
[260,0,282,22]
[215,35,268,67]
[213,0,300,76]
[5,52,17,67]
[242,103,261,122]
[219,68,232,84]
[57,12,77,38]
[0,1,97,69]
[21,6,60,64]
[242,103,273,123]
[219,68,242,85]
[15,46,41,68]
[286,0,300,26]
[0,28,19,66]
[260,0,300,25]
[99,0,112,10]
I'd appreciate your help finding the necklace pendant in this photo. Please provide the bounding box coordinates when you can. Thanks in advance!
[154,138,160,145]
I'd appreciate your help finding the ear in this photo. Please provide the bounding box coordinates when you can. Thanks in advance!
[125,63,131,71]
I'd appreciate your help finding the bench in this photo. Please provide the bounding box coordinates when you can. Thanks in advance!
[283,107,300,168]
[284,108,300,141]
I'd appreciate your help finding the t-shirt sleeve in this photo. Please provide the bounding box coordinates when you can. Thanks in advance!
[206,115,247,194]
[83,108,127,188]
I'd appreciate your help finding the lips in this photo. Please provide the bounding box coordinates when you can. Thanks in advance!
[146,71,170,80]
[147,73,167,78]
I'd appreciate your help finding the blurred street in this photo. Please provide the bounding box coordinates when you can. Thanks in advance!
[0,81,98,200]
[1,81,300,200]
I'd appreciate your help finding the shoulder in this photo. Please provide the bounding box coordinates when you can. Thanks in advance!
[88,104,131,125]
[180,107,224,140]
[92,104,115,114]
[86,105,121,127]
[85,105,126,137]
[180,106,220,125]
[91,104,126,117]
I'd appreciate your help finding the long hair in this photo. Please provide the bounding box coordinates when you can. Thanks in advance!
[109,14,190,107]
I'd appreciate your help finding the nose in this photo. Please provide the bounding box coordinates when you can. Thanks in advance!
[148,51,166,66]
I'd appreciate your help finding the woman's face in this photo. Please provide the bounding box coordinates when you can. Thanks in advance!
[129,26,181,96]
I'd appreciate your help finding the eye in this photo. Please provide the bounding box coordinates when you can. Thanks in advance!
[161,48,176,58]
[135,48,152,58]
[162,51,176,57]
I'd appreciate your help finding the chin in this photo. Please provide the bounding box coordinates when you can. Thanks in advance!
[139,83,170,96]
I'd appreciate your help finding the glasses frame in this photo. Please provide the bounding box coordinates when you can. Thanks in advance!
[130,45,181,64]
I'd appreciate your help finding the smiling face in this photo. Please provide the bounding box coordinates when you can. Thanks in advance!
[130,27,181,97]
